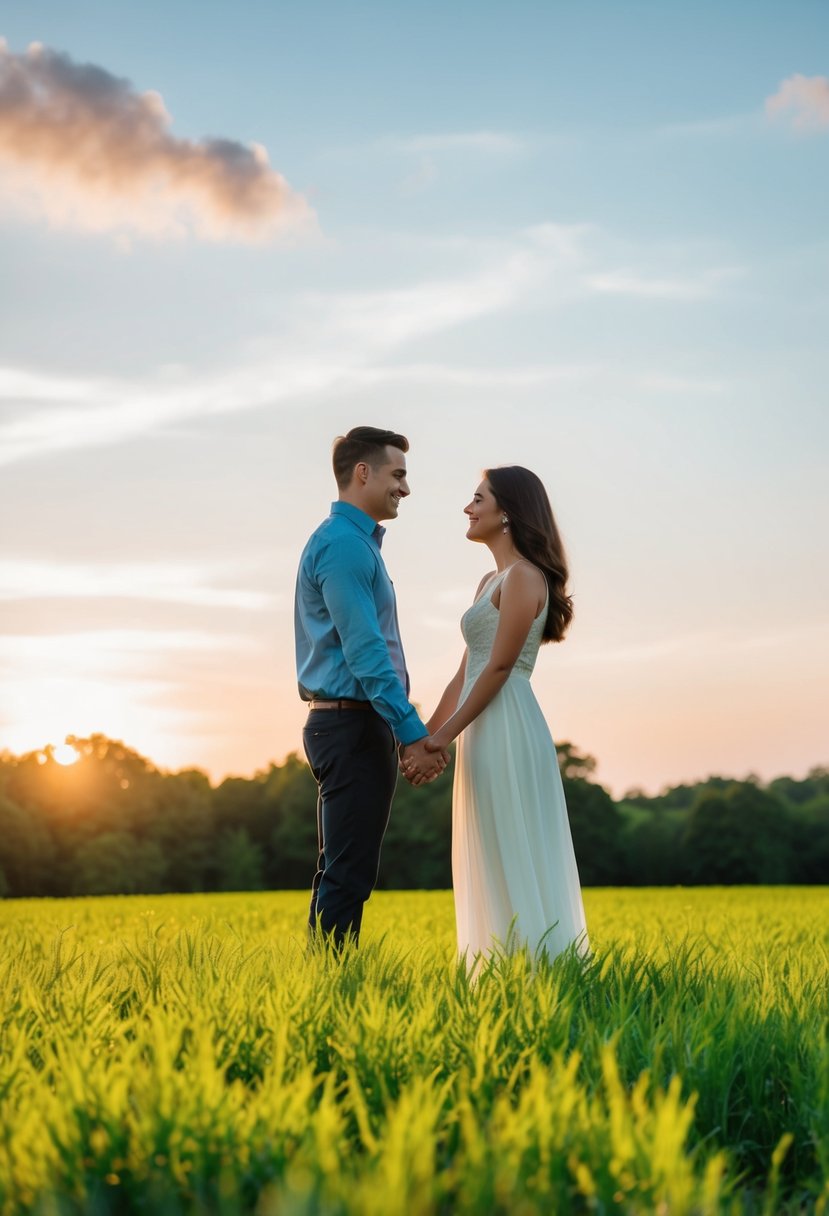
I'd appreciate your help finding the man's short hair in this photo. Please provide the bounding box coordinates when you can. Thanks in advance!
[332,426,409,489]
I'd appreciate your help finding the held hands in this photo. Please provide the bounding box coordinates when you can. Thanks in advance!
[399,736,451,786]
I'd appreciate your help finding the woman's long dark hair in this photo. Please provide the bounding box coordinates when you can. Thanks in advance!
[485,466,574,644]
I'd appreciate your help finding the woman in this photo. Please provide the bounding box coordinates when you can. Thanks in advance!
[414,466,588,964]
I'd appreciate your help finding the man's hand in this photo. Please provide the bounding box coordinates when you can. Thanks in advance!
[399,737,450,786]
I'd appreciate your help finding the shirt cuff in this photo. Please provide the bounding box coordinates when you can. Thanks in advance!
[393,708,429,745]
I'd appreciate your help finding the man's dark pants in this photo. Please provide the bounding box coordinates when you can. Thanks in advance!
[302,706,398,946]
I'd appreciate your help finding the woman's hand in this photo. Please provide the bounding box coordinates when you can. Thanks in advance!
[424,731,452,755]
[399,737,451,786]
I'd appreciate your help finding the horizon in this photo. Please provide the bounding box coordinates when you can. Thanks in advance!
[7,732,826,802]
[1,1,828,802]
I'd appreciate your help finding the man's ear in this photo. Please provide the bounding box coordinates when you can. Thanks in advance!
[354,461,370,484]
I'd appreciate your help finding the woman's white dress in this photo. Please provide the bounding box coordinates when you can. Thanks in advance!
[452,567,588,962]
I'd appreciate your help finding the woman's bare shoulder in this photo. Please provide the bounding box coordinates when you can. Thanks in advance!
[505,559,546,591]
[499,560,547,611]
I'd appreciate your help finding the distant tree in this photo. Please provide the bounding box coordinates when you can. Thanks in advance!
[217,828,265,891]
[769,768,829,809]
[0,795,54,896]
[0,735,824,894]
[72,831,167,895]
[149,769,214,892]
[263,755,320,888]
[563,776,624,885]
[620,811,685,885]
[632,776,736,815]
[64,735,162,836]
[379,758,453,889]
[213,776,268,846]
[556,742,598,781]
[787,794,829,883]
[682,783,794,884]
[622,788,651,808]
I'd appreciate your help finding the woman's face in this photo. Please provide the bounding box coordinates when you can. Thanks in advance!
[464,480,501,543]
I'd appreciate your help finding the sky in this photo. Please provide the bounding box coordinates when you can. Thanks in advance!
[1,0,827,798]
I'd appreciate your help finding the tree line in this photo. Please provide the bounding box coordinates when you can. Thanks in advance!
[0,734,826,897]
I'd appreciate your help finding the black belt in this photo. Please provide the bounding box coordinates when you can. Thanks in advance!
[308,698,372,711]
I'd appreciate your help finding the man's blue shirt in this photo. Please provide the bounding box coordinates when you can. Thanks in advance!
[294,501,427,745]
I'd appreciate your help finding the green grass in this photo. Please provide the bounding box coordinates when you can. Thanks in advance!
[0,888,827,1214]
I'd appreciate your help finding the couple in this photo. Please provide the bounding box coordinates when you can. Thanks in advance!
[294,426,588,964]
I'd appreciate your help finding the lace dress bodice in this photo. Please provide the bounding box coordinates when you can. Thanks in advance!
[461,567,548,687]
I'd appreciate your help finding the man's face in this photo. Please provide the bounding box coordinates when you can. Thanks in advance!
[361,446,411,521]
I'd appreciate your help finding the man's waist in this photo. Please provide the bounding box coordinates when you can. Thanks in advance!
[307,698,373,711]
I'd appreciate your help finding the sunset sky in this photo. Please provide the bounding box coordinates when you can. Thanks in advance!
[1,1,827,797]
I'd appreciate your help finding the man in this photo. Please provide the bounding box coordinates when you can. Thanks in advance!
[294,426,449,947]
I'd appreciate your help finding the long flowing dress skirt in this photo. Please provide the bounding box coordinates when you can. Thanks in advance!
[452,672,588,962]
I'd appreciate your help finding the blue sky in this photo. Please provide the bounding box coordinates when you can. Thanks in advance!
[1,1,827,795]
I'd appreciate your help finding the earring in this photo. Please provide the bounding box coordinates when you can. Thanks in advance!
[501,515,509,534]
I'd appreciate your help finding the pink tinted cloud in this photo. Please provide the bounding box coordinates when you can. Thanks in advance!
[765,73,829,132]
[0,40,314,240]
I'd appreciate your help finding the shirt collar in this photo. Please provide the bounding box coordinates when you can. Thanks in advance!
[331,500,386,546]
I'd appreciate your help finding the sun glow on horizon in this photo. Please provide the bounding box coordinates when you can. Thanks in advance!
[52,741,79,766]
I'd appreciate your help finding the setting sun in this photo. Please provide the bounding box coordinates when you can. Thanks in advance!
[52,741,79,766]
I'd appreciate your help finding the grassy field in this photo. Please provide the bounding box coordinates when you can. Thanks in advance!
[0,887,827,1214]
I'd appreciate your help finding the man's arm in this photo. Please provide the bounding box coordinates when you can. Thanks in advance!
[316,535,427,745]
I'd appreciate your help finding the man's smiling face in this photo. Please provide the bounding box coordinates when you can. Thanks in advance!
[362,445,410,522]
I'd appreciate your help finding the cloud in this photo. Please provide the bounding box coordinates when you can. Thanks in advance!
[765,74,829,132]
[585,265,740,300]
[379,130,524,155]
[348,362,593,389]
[0,39,314,240]
[654,114,756,139]
[0,560,275,610]
[0,628,250,663]
[0,222,738,466]
[556,622,829,670]
[0,627,255,754]
[0,222,589,465]
[637,372,725,395]
[399,155,439,196]
[323,129,529,193]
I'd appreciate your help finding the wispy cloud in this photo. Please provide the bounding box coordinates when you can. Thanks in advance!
[0,628,255,754]
[0,223,589,465]
[0,39,314,241]
[349,362,593,389]
[0,560,274,610]
[313,225,565,345]
[0,628,251,663]
[586,265,740,300]
[0,366,103,403]
[324,129,528,195]
[378,130,525,155]
[637,372,725,395]
[556,622,829,670]
[0,222,740,466]
[766,74,829,132]
[654,113,757,140]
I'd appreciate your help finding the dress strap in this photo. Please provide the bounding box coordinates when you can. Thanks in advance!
[475,560,543,605]
[474,568,508,604]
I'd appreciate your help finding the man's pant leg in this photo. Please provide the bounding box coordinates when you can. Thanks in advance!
[302,708,398,946]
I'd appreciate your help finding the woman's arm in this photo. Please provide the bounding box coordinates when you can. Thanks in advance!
[426,562,546,750]
[425,650,468,733]
[423,569,493,732]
